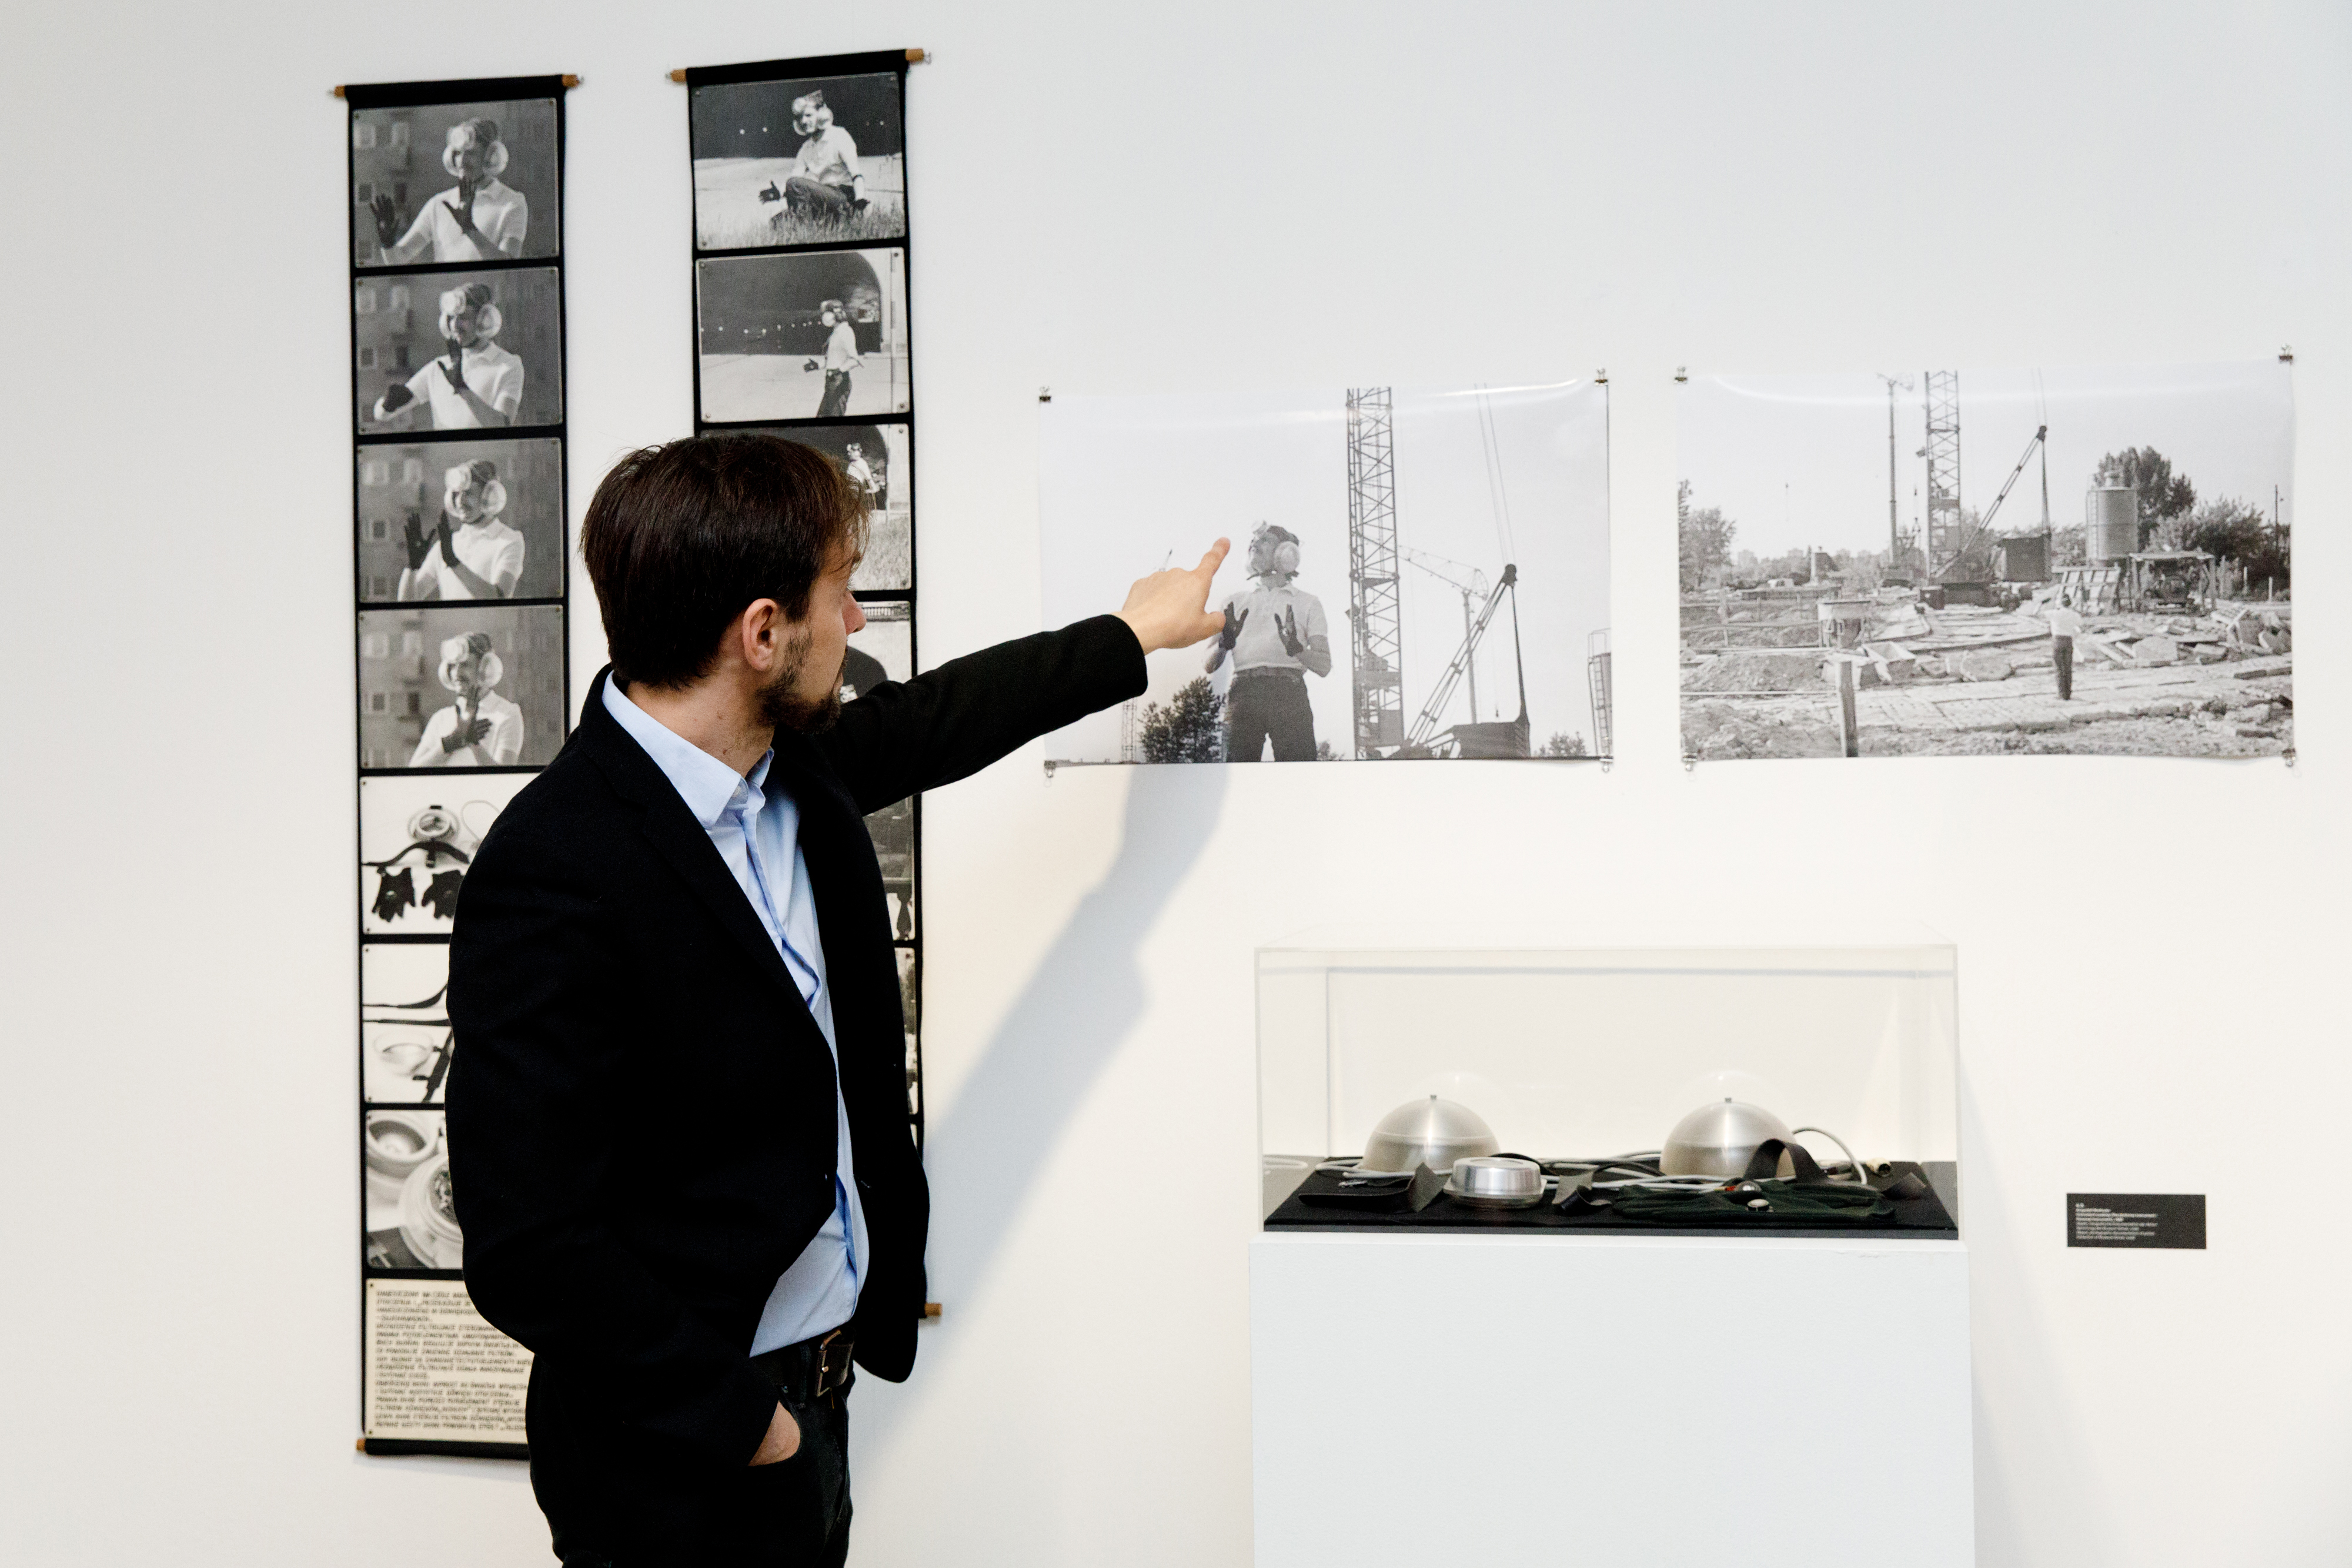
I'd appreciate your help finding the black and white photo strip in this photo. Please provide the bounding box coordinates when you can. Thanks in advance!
[353,98,561,268]
[347,72,567,1453]
[736,422,911,591]
[358,437,566,603]
[359,772,530,937]
[357,266,564,433]
[364,1107,462,1270]
[358,604,566,769]
[363,942,453,1105]
[691,72,906,249]
[695,249,910,422]
[688,51,921,1135]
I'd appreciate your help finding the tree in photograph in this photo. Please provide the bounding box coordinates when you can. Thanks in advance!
[2094,447,2196,547]
[1138,676,1225,763]
[2185,496,2290,589]
[1541,731,1588,757]
[1678,480,1737,592]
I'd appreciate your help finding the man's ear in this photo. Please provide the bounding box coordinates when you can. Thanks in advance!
[737,599,784,672]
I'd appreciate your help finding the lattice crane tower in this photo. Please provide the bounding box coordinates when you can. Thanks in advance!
[1922,370,1963,581]
[1345,388,1404,757]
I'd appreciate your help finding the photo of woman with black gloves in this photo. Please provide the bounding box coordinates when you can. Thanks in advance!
[398,460,525,601]
[356,268,563,433]
[352,98,560,268]
[358,438,566,604]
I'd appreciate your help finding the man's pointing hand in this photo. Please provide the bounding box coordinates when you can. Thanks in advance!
[1117,539,1231,654]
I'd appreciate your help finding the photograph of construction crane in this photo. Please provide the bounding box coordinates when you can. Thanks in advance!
[1038,380,1611,764]
[1677,361,2293,759]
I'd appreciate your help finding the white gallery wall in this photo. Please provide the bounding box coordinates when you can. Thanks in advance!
[1,2,2345,1563]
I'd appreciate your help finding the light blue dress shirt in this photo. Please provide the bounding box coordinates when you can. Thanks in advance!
[602,678,868,1352]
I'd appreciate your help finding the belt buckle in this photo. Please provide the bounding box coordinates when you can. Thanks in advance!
[814,1328,852,1399]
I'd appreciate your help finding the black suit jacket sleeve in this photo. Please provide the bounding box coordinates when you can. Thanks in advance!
[816,614,1147,811]
[447,804,780,1469]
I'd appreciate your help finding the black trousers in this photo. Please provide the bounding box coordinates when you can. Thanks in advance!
[2053,635,2074,701]
[817,371,852,418]
[528,1357,853,1567]
[1224,668,1316,761]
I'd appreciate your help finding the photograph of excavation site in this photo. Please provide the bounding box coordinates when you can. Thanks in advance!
[1678,362,2293,760]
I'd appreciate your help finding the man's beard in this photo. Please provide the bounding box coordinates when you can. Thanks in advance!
[757,630,844,735]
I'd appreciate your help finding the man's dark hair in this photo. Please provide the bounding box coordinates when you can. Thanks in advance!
[581,433,866,688]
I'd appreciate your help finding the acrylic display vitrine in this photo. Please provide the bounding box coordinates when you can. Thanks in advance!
[1255,937,1960,1228]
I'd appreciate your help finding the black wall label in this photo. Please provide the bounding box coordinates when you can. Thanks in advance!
[2067,1193,2206,1249]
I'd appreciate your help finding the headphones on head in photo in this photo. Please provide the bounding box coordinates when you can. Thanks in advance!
[443,118,509,178]
[444,459,508,517]
[437,631,505,693]
[437,283,502,340]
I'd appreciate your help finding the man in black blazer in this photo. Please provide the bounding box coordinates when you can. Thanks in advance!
[446,434,1224,1565]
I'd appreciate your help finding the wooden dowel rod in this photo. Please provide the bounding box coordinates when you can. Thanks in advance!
[337,75,579,96]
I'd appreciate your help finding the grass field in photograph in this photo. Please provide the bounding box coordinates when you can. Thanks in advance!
[853,509,912,593]
[695,156,907,251]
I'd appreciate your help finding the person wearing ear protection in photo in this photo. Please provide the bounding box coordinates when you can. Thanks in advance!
[841,440,881,511]
[1204,523,1332,761]
[400,460,526,602]
[370,283,523,431]
[370,116,529,265]
[757,90,868,222]
[412,631,525,768]
[797,300,861,419]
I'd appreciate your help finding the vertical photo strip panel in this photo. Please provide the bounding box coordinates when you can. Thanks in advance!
[347,72,573,1459]
[683,51,925,1146]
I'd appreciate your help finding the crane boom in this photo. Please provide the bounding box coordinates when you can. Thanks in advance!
[1977,424,2047,535]
[1933,423,2047,577]
[1406,564,1518,748]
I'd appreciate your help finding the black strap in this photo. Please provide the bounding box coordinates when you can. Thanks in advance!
[1742,1137,1829,1183]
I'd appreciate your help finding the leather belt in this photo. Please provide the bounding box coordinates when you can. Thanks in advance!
[750,1326,856,1406]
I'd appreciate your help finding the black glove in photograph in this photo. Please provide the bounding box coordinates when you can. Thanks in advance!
[379,382,415,413]
[402,517,433,570]
[1219,607,1247,650]
[369,193,400,246]
[436,514,462,568]
[1277,607,1306,658]
[372,868,416,922]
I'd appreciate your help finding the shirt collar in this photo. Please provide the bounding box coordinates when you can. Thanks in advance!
[601,677,776,830]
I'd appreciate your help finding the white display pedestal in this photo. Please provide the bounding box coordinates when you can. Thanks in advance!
[1251,1231,1973,1566]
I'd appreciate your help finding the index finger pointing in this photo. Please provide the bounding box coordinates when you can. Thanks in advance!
[1192,539,1231,580]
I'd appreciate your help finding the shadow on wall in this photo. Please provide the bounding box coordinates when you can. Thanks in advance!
[1960,1074,2114,1567]
[861,762,1227,1440]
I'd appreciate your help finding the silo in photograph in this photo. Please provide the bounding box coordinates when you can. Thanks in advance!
[2087,482,2138,563]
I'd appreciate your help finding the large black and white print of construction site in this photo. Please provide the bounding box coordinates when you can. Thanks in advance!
[1676,362,2294,761]
[1039,382,1614,765]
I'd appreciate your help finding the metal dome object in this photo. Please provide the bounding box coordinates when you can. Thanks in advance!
[1361,1095,1499,1175]
[1660,1098,1793,1178]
